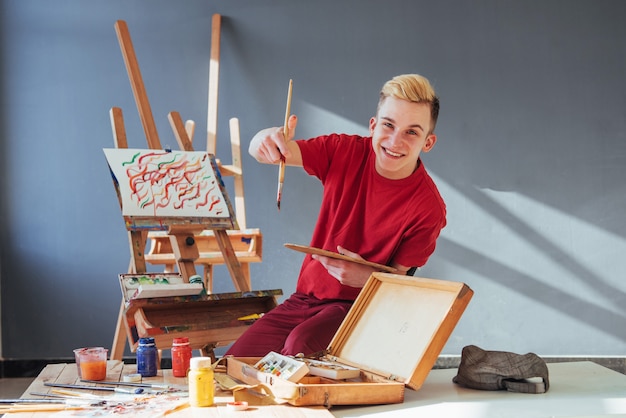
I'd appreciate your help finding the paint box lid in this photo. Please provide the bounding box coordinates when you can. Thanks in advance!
[325,273,473,390]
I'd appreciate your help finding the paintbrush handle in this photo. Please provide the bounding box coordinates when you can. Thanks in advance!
[81,379,169,389]
[278,157,286,183]
[44,382,144,394]
[0,398,65,404]
[0,405,86,413]
[277,79,293,209]
[283,79,293,138]
[280,79,293,170]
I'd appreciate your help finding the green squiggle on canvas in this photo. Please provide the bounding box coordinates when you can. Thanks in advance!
[122,152,141,166]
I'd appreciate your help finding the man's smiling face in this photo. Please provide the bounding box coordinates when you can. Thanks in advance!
[369,96,437,180]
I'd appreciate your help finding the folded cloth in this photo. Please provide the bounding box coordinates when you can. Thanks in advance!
[452,345,549,393]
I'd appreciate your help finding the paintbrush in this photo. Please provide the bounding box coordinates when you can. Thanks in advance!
[44,382,144,394]
[277,79,293,211]
[0,398,66,404]
[31,391,81,398]
[34,389,103,399]
[29,393,107,406]
[81,379,170,389]
[0,404,89,413]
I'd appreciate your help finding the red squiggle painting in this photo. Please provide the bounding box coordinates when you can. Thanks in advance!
[104,149,231,219]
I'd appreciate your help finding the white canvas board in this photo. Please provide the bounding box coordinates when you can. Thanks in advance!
[104,148,231,219]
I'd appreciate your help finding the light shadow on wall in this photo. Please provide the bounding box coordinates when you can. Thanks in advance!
[295,101,370,139]
[433,172,626,342]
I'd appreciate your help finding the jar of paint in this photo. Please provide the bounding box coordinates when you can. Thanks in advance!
[171,337,192,377]
[76,347,108,380]
[188,356,214,407]
[136,337,158,377]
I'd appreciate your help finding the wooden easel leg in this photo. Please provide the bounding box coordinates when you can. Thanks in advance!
[168,111,193,151]
[229,117,247,229]
[206,14,221,154]
[169,232,200,281]
[201,263,249,293]
[111,230,148,360]
[110,299,127,361]
[203,264,214,293]
[110,108,131,361]
[129,230,148,274]
[214,230,250,292]
[110,107,128,148]
[241,263,251,291]
[114,20,162,149]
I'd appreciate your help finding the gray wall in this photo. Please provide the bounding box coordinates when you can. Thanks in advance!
[1,0,625,360]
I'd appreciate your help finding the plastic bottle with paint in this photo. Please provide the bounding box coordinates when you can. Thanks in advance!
[136,337,158,377]
[188,357,214,407]
[171,337,192,377]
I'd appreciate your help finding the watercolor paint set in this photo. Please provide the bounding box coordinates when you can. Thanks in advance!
[253,352,310,382]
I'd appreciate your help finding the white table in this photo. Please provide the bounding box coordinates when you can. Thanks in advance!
[332,361,626,417]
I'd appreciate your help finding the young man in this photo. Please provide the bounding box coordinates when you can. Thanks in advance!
[225,74,446,357]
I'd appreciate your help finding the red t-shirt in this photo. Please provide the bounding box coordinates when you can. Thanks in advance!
[295,134,446,301]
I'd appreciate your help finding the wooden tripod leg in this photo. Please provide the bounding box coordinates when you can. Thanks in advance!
[185,120,195,142]
[203,264,214,293]
[114,20,162,150]
[110,108,143,360]
[110,107,128,149]
[169,231,200,281]
[111,230,148,360]
[206,13,221,155]
[109,110,149,276]
[110,299,127,361]
[229,118,247,229]
[168,111,194,151]
[214,230,250,291]
[128,230,148,274]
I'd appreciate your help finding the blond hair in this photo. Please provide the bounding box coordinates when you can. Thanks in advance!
[378,74,440,133]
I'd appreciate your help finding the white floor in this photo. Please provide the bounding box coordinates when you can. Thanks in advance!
[332,362,626,418]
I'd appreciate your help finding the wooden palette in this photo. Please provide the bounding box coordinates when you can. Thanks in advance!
[284,243,397,273]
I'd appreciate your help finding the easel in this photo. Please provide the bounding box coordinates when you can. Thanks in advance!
[108,16,267,360]
[105,148,279,360]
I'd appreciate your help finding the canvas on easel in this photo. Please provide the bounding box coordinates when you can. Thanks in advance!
[103,148,237,231]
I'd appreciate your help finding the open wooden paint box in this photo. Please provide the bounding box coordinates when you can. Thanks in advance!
[227,272,474,406]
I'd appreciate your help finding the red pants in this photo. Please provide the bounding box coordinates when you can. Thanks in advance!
[225,292,353,357]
